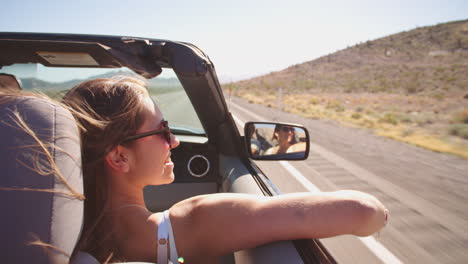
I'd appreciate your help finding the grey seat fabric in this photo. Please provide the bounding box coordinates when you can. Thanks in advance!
[0,73,22,91]
[71,251,101,264]
[0,95,84,264]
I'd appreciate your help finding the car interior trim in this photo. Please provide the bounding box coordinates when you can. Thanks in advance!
[187,155,210,178]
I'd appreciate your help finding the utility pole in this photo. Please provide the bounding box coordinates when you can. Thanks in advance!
[278,87,283,111]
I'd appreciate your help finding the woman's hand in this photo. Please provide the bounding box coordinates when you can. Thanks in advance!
[334,190,389,236]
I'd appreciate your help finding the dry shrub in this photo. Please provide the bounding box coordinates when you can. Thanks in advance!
[364,120,376,128]
[431,93,445,100]
[309,97,321,105]
[335,105,345,112]
[401,129,414,137]
[351,113,362,119]
[400,114,413,123]
[326,100,345,112]
[453,109,468,124]
[449,124,468,139]
[405,79,420,94]
[379,113,399,125]
[413,112,434,126]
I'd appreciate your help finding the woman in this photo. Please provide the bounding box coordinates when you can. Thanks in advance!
[265,125,306,155]
[62,77,388,263]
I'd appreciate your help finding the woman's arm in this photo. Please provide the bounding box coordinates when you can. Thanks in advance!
[170,190,388,258]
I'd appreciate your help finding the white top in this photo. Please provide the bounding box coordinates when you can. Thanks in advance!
[157,210,179,264]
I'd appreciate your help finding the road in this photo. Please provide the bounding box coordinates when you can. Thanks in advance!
[154,91,204,130]
[227,96,468,264]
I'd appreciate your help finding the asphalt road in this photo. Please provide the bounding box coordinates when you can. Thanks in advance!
[154,91,204,130]
[227,96,468,264]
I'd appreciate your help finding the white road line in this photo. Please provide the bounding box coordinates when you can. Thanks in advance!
[231,114,244,128]
[229,101,266,121]
[279,161,321,193]
[359,237,403,264]
[229,102,403,264]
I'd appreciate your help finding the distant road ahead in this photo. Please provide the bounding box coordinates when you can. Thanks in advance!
[153,91,203,130]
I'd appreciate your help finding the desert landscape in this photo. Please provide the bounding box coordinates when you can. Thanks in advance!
[224,19,468,158]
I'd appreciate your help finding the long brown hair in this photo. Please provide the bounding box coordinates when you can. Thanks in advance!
[0,89,85,200]
[62,76,149,261]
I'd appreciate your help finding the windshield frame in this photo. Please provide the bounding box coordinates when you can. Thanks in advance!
[0,33,237,154]
[0,63,207,137]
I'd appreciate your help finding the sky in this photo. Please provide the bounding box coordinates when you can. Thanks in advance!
[1,0,467,82]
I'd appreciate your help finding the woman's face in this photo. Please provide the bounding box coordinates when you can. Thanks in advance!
[129,96,179,186]
[277,126,294,145]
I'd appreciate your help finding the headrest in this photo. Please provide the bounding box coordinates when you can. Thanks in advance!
[0,73,22,91]
[0,95,84,264]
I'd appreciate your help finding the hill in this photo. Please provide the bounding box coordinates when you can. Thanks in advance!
[224,19,468,158]
[20,69,181,96]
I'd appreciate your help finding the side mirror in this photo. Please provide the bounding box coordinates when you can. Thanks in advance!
[244,122,310,160]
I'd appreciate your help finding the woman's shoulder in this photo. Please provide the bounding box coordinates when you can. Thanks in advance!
[107,206,160,259]
[264,146,279,155]
[287,142,307,152]
[119,206,160,233]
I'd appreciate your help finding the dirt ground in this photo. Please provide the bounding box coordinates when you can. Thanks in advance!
[235,91,468,158]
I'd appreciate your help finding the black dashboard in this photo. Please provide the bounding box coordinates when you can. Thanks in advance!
[170,136,218,184]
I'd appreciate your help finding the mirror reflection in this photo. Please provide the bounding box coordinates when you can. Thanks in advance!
[245,122,309,160]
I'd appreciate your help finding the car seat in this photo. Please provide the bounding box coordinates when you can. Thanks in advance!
[0,94,85,263]
[0,93,159,264]
[0,73,22,91]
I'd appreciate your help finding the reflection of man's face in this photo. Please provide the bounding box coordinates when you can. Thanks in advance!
[277,126,294,144]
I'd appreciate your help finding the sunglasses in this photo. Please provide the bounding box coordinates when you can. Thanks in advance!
[123,120,172,147]
[281,126,295,133]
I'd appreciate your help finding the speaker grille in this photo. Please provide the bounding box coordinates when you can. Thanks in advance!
[187,155,210,177]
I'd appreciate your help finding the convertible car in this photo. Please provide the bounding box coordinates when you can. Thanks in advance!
[0,33,335,263]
